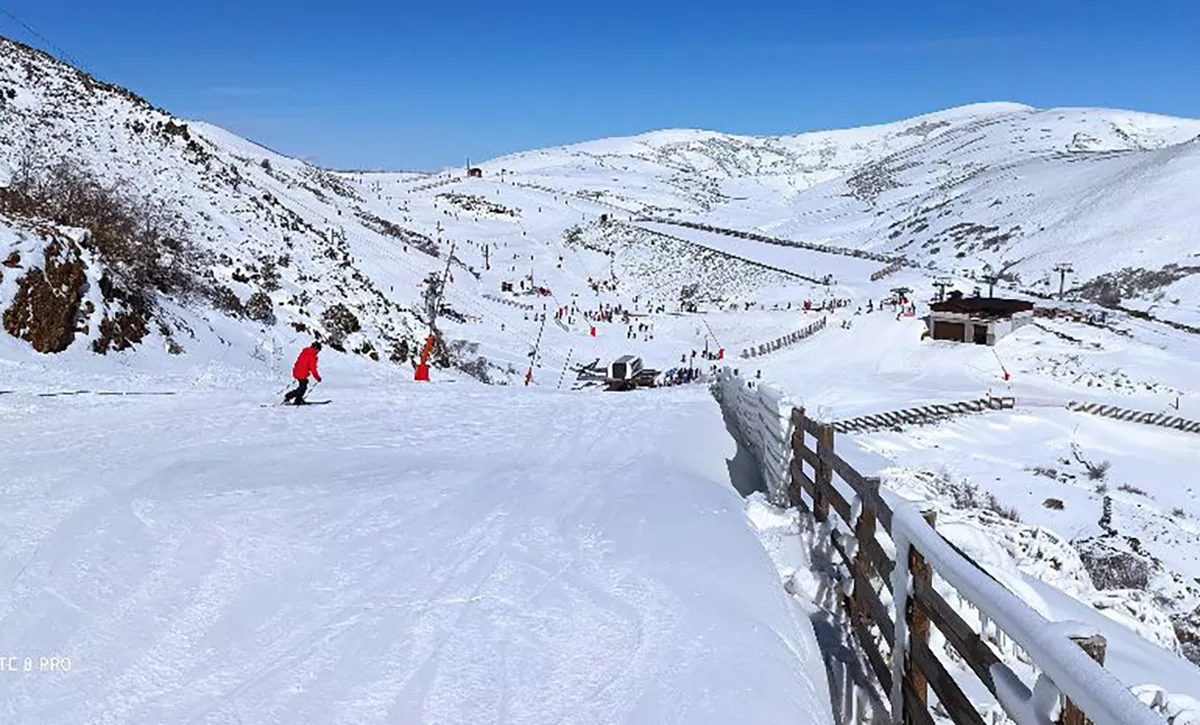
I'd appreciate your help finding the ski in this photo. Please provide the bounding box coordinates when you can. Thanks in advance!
[263,400,332,407]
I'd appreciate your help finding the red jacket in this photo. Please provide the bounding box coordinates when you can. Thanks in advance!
[293,347,322,382]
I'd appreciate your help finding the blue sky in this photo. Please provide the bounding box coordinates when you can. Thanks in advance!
[3,0,1197,170]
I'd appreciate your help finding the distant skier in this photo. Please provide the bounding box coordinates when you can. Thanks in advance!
[283,341,323,405]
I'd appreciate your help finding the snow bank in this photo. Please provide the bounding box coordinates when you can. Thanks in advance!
[711,368,795,504]
[0,384,832,725]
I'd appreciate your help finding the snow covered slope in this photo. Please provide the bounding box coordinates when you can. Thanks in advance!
[5,29,1199,372]
[4,26,1200,721]
[0,33,827,382]
[0,382,832,725]
[480,103,1200,327]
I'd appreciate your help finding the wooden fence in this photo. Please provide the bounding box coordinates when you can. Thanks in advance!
[788,407,1161,725]
[482,293,536,311]
[712,370,1164,725]
[1066,401,1200,435]
[832,396,1015,434]
[741,317,827,359]
[871,261,904,282]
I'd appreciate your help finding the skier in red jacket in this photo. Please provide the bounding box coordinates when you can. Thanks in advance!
[283,341,322,405]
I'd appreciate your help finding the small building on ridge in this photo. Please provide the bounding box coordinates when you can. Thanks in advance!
[927,292,1034,346]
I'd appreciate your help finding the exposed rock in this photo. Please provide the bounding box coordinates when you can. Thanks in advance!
[1077,537,1152,590]
[1173,607,1200,665]
[91,274,151,354]
[3,238,87,353]
[3,251,20,267]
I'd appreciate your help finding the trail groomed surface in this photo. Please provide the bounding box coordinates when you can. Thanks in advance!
[0,384,832,725]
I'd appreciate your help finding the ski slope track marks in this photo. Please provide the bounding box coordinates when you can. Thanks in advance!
[0,385,833,725]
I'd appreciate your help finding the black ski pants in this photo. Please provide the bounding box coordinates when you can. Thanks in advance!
[283,378,309,405]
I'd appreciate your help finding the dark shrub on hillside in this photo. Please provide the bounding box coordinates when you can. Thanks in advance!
[2,156,209,309]
[244,292,275,323]
[321,303,361,344]
[210,285,244,317]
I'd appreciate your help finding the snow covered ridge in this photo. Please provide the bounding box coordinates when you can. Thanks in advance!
[0,33,436,370]
[713,370,1199,724]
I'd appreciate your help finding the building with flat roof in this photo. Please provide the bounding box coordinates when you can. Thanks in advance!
[927,292,1034,346]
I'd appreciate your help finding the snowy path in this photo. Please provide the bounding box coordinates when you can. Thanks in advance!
[0,384,832,724]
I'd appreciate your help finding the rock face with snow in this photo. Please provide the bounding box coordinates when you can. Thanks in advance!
[2,230,87,352]
[0,35,428,364]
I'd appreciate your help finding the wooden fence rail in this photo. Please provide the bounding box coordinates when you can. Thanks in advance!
[741,317,828,359]
[784,404,1162,725]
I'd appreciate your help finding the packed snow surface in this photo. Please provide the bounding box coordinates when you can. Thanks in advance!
[0,381,832,725]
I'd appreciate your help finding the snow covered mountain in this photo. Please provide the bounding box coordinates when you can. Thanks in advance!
[0,34,464,377]
[485,103,1200,325]
[4,31,1200,372]
[4,29,1200,724]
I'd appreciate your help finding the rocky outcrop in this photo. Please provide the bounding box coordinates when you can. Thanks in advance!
[90,274,150,354]
[3,237,87,353]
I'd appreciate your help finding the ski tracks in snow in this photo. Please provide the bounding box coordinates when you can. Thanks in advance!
[1,385,834,725]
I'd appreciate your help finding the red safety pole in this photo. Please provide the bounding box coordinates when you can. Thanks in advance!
[414,335,435,381]
[415,243,456,382]
[992,348,1011,382]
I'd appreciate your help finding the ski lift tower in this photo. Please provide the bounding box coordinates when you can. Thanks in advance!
[932,277,953,303]
[1053,263,1075,299]
[979,273,1000,298]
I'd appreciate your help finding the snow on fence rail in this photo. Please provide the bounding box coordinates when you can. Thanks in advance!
[833,396,1016,434]
[641,217,911,267]
[741,317,827,359]
[1066,401,1200,435]
[712,370,1164,725]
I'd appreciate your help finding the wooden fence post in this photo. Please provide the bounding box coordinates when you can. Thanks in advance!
[905,508,937,723]
[853,477,880,628]
[814,422,835,523]
[1061,635,1107,725]
[789,408,806,509]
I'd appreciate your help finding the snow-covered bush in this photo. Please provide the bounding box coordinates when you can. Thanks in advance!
[2,155,211,318]
[244,291,274,324]
[320,303,361,349]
